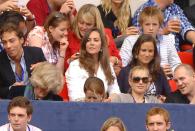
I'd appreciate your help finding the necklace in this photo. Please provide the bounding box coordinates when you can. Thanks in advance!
[130,94,145,103]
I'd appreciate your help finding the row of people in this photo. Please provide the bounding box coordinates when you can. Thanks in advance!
[0,1,193,103]
[0,17,192,103]
[0,96,172,131]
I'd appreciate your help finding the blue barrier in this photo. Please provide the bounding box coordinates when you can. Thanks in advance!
[0,100,195,131]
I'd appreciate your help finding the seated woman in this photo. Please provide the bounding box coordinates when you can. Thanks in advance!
[65,28,120,101]
[101,117,127,131]
[25,62,64,101]
[117,34,171,98]
[84,77,106,102]
[65,4,121,75]
[120,6,181,78]
[97,0,138,40]
[25,12,70,72]
[112,66,160,103]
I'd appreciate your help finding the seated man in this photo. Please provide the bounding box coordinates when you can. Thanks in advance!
[0,96,42,131]
[146,107,171,131]
[0,23,46,99]
[165,64,195,104]
[133,0,195,51]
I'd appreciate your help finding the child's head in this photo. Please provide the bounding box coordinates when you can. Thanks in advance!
[139,6,163,37]
[84,77,106,102]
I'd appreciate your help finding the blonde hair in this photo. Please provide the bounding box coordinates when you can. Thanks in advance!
[101,0,131,34]
[139,6,163,26]
[30,62,64,94]
[101,117,127,131]
[73,4,105,39]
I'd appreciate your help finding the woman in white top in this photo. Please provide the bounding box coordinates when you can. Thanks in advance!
[65,28,120,101]
[120,6,181,78]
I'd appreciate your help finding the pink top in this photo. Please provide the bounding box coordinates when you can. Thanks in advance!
[25,26,59,64]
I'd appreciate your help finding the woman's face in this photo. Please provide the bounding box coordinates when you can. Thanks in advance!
[137,42,154,66]
[78,17,95,37]
[49,20,69,42]
[86,31,102,57]
[129,70,150,95]
[141,16,160,38]
[34,87,49,100]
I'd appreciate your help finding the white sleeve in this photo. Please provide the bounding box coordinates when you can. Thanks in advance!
[107,65,121,95]
[167,34,181,71]
[65,61,86,101]
[120,35,138,67]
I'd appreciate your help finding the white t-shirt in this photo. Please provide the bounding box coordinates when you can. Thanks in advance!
[0,123,42,131]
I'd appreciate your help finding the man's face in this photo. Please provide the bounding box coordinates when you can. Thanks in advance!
[146,114,170,131]
[1,31,23,60]
[174,67,195,95]
[8,107,31,131]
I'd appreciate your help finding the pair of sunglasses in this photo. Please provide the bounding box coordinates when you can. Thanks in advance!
[132,77,149,84]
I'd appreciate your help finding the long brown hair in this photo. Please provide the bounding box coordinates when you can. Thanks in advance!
[79,28,114,85]
[130,34,161,81]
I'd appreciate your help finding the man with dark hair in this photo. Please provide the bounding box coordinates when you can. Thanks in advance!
[0,96,42,131]
[0,22,46,99]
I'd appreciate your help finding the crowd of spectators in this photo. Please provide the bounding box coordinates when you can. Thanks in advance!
[0,0,195,130]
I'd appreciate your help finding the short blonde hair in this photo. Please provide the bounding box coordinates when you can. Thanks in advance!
[30,62,64,94]
[101,117,127,131]
[73,4,105,39]
[146,107,170,125]
[139,6,163,26]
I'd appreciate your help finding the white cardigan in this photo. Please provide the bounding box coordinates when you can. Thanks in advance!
[65,59,121,101]
[120,34,181,71]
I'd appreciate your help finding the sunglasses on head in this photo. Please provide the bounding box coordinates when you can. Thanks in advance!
[132,77,149,84]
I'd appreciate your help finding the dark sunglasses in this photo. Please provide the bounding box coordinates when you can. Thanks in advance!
[132,77,149,84]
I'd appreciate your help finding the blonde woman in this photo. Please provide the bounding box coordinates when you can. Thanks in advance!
[101,117,127,131]
[112,66,160,103]
[97,0,138,38]
[25,62,64,101]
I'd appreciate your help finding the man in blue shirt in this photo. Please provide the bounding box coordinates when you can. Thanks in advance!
[132,0,195,51]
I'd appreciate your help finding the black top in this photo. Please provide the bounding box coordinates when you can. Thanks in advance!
[97,5,131,38]
[117,64,171,96]
[0,47,46,99]
[165,90,190,104]
[42,92,63,101]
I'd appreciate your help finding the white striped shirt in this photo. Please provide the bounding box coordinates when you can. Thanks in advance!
[120,34,181,72]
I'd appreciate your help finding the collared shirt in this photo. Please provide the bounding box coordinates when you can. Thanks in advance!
[0,123,42,131]
[132,0,195,51]
[8,52,30,86]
